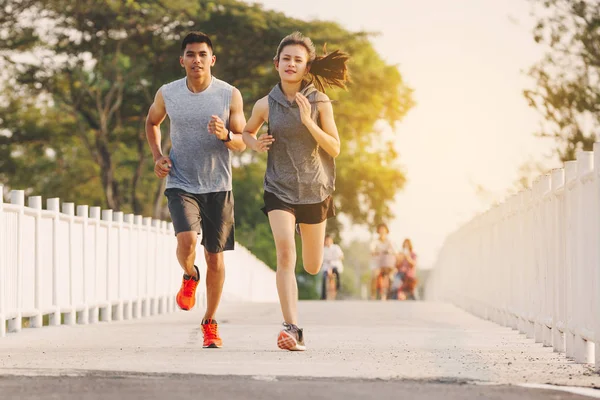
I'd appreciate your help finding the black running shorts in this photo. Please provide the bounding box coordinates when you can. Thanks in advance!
[165,189,235,253]
[261,191,336,224]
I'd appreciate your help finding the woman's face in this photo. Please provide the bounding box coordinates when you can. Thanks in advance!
[275,44,310,84]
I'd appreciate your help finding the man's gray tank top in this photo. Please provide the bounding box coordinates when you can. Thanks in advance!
[264,83,336,204]
[162,77,233,194]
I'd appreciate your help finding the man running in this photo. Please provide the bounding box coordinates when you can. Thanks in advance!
[145,31,246,348]
[321,234,344,300]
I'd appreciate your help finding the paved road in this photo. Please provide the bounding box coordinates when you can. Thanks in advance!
[1,373,597,400]
[1,301,599,399]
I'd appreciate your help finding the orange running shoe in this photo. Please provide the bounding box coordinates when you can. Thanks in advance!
[202,319,223,348]
[277,322,306,351]
[176,265,200,311]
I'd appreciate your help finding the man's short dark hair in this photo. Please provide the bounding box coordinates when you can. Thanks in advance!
[181,31,213,54]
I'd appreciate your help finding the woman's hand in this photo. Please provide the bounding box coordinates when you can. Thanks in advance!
[295,92,313,127]
[254,134,275,152]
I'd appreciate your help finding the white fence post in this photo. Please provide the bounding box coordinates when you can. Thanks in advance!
[539,175,553,347]
[133,215,143,319]
[574,152,594,363]
[564,160,578,359]
[77,205,90,325]
[525,188,536,339]
[8,190,24,333]
[112,211,124,322]
[533,178,545,344]
[551,168,566,353]
[505,196,516,330]
[89,206,101,324]
[167,222,176,313]
[142,217,152,317]
[100,209,113,322]
[151,219,160,316]
[123,213,134,321]
[516,191,527,336]
[47,198,61,326]
[62,202,76,326]
[595,142,600,369]
[159,221,168,315]
[29,196,43,329]
[0,185,4,337]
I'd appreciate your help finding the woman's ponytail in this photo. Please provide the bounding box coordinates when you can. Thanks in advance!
[309,48,350,91]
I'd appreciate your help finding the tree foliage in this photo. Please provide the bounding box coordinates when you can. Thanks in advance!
[525,0,600,161]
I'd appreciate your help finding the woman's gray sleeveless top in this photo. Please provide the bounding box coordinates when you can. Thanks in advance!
[264,83,336,205]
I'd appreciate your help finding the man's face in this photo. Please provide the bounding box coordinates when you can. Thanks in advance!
[325,237,333,246]
[180,42,215,78]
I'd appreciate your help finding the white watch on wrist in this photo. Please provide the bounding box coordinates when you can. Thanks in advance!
[222,131,233,143]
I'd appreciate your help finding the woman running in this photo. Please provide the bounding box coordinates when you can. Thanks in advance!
[242,32,349,351]
[397,238,418,300]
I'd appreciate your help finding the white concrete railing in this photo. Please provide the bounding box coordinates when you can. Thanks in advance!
[426,144,600,367]
[0,186,277,337]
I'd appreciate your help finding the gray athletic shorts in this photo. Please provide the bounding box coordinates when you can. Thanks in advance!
[164,189,235,253]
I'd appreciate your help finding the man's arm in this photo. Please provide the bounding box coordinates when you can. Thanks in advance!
[225,87,247,152]
[208,88,246,152]
[145,89,171,178]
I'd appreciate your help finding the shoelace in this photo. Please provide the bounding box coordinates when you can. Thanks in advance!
[283,322,300,333]
[283,322,303,342]
[182,278,197,297]
[203,322,218,337]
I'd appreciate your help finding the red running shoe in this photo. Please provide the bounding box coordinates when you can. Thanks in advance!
[277,322,306,351]
[202,319,223,348]
[176,265,200,311]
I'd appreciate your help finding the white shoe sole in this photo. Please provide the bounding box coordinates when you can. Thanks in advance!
[277,330,306,351]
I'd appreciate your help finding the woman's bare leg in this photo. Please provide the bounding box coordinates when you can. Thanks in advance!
[298,221,327,275]
[268,210,298,324]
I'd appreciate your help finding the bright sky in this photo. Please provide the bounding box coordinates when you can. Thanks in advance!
[252,0,557,267]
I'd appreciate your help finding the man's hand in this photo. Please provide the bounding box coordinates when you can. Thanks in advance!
[154,156,172,178]
[207,115,228,141]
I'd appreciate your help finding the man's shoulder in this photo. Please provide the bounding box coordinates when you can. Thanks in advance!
[160,78,185,97]
[162,78,185,89]
[212,77,235,93]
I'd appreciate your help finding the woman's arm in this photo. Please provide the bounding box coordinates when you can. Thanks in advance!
[242,96,272,153]
[405,252,417,267]
[295,92,340,158]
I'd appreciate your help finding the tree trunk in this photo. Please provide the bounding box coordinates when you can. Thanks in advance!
[131,121,146,215]
[98,138,120,210]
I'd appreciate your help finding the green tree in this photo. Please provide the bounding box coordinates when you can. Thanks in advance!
[525,0,600,161]
[0,0,413,297]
